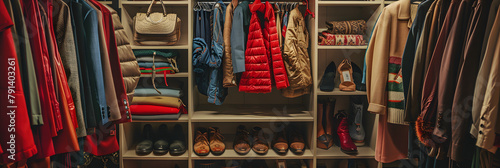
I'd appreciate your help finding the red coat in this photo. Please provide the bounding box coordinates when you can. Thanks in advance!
[0,1,38,163]
[239,0,289,93]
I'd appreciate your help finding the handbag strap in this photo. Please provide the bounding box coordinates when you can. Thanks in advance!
[147,0,167,16]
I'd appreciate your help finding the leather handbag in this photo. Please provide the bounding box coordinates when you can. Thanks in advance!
[133,0,181,45]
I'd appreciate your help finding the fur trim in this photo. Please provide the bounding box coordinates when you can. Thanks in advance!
[415,116,436,147]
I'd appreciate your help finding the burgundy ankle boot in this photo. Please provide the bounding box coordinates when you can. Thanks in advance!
[334,111,358,155]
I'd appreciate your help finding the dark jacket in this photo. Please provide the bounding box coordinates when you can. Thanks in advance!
[450,0,492,162]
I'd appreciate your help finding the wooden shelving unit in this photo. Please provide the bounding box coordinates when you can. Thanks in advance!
[116,0,391,167]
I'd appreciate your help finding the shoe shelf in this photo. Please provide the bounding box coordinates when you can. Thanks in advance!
[130,44,190,50]
[317,1,381,6]
[131,114,189,123]
[316,88,367,96]
[140,72,190,78]
[317,45,368,50]
[192,104,313,122]
[316,146,375,159]
[123,149,190,160]
[191,149,314,160]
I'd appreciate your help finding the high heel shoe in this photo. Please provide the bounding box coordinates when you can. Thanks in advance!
[317,100,334,149]
[334,111,358,155]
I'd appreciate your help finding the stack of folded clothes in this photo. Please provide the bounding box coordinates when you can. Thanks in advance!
[318,20,367,46]
[131,77,187,120]
[134,50,180,75]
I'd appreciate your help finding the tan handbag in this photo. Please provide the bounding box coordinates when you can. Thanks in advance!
[134,0,181,45]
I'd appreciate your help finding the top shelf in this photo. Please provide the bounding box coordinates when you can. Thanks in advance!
[121,1,189,5]
[318,1,382,6]
[192,104,313,122]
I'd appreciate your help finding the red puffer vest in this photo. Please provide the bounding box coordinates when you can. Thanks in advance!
[239,0,289,93]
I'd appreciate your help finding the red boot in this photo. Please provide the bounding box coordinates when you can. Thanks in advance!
[334,111,358,155]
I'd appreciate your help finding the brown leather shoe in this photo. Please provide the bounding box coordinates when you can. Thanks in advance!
[272,127,288,155]
[208,127,225,155]
[251,126,269,155]
[194,128,210,156]
[234,125,251,155]
[289,125,305,155]
[338,59,356,91]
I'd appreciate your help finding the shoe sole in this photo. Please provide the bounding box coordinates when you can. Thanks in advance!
[253,149,268,155]
[136,149,153,155]
[170,150,186,156]
[194,151,210,156]
[273,148,288,155]
[290,148,305,155]
[340,148,358,155]
[354,141,365,147]
[235,149,251,155]
[153,150,168,155]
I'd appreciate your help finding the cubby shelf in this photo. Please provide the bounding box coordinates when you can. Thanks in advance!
[191,149,314,160]
[317,88,367,96]
[317,45,368,50]
[140,72,189,78]
[122,150,189,160]
[130,44,190,50]
[318,1,381,6]
[121,1,189,5]
[131,114,189,122]
[192,104,313,122]
[316,146,376,159]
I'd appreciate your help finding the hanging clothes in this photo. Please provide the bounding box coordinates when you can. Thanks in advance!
[281,6,312,98]
[230,0,250,75]
[207,1,227,105]
[4,0,43,127]
[365,0,412,163]
[239,0,289,93]
[0,0,37,163]
[450,0,493,162]
[222,0,238,87]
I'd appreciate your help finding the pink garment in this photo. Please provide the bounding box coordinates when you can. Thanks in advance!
[375,114,409,163]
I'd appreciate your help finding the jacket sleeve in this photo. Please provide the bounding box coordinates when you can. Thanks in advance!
[365,9,390,115]
[231,7,246,74]
[476,34,500,154]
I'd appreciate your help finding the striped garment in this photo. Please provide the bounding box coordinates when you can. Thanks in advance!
[387,57,407,125]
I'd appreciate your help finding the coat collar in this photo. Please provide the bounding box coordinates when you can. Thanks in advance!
[398,0,411,20]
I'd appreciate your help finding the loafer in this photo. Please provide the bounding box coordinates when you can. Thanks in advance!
[251,127,269,155]
[234,125,251,155]
[272,125,288,155]
[136,124,154,155]
[170,124,187,155]
[194,128,210,156]
[320,61,336,91]
[153,124,169,155]
[209,127,226,155]
[288,125,305,155]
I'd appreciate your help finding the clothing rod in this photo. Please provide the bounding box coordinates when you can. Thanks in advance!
[196,1,307,5]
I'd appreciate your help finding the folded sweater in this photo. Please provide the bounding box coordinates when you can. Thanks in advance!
[130,105,182,115]
[132,113,181,120]
[131,96,183,108]
[134,88,182,98]
[133,50,178,58]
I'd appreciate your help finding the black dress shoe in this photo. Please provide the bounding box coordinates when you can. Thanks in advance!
[170,124,187,155]
[136,124,154,155]
[320,61,337,91]
[154,124,169,155]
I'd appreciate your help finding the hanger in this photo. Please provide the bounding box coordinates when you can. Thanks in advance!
[303,0,315,18]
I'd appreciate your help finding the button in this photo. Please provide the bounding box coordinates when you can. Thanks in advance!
[437,124,441,128]
[125,106,129,110]
[123,99,127,105]
[126,110,129,114]
[481,116,486,120]
[127,116,130,119]
[480,124,485,128]
[479,131,484,134]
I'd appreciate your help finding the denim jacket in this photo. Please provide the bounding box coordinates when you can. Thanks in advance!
[207,1,227,105]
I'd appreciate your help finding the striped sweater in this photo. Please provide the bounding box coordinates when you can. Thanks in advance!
[387,57,406,125]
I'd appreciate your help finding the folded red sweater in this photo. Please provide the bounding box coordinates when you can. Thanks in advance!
[130,105,187,115]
